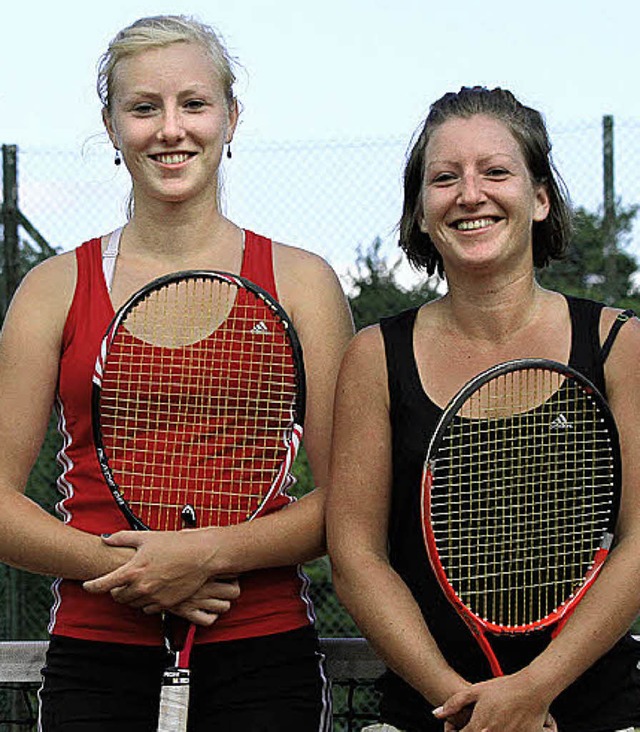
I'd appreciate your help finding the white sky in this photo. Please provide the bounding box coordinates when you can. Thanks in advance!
[2,0,639,148]
[1,0,639,279]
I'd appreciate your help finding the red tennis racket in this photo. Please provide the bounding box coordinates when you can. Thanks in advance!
[92,270,305,731]
[421,359,620,677]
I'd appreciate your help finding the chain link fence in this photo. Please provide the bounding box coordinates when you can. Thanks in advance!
[1,117,639,728]
[9,117,640,288]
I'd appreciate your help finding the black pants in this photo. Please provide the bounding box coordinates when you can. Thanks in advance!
[40,626,332,731]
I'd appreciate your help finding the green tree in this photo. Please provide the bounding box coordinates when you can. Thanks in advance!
[348,238,440,330]
[538,203,640,310]
[295,238,441,638]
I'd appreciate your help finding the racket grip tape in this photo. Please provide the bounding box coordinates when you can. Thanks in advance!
[157,668,190,732]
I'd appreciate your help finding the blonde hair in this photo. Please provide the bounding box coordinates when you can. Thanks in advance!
[97,15,237,114]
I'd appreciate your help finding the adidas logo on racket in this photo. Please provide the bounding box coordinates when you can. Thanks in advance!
[550,413,573,430]
[251,320,269,334]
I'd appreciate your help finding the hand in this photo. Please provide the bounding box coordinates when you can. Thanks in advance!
[150,577,241,626]
[442,711,557,732]
[434,674,553,732]
[82,529,217,608]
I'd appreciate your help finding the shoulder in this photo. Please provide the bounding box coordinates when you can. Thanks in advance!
[3,251,77,338]
[340,325,386,375]
[272,240,341,289]
[13,250,77,305]
[599,306,640,350]
[601,308,640,402]
[271,239,352,329]
[335,325,389,411]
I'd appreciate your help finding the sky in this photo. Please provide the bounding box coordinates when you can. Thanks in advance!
[1,0,639,279]
[2,0,639,148]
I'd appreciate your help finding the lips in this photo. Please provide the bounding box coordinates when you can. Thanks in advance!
[450,217,501,231]
[150,152,195,165]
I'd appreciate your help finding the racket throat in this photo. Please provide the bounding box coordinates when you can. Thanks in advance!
[181,504,197,529]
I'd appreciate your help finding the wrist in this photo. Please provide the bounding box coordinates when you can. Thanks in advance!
[419,669,470,707]
[512,664,558,709]
[198,524,247,576]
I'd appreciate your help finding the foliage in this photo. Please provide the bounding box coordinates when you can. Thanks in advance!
[348,238,440,330]
[4,213,640,645]
[538,203,640,310]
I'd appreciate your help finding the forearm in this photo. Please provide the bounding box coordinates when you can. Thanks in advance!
[0,489,131,580]
[331,552,468,706]
[519,535,640,704]
[201,488,326,576]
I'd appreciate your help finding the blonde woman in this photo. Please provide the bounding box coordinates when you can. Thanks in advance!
[0,15,352,731]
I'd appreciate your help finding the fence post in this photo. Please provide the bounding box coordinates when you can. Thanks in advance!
[2,145,20,316]
[0,146,21,644]
[602,115,617,305]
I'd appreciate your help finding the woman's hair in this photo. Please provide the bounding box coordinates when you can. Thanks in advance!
[399,86,573,276]
[97,15,237,115]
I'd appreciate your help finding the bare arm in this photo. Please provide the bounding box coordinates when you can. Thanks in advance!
[84,249,354,606]
[326,327,469,706]
[439,313,640,731]
[0,255,131,580]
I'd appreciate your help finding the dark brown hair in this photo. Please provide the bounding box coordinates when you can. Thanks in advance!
[399,86,572,276]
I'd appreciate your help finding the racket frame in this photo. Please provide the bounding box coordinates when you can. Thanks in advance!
[90,269,307,731]
[421,358,621,676]
[91,269,306,532]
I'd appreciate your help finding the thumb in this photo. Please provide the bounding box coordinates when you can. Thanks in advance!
[101,531,142,548]
[434,688,476,718]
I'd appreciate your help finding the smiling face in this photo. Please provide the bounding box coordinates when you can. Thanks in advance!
[103,41,238,208]
[419,114,550,276]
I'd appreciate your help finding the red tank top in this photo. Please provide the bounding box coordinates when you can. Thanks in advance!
[50,230,314,644]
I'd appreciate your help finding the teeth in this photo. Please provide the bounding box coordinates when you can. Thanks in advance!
[456,218,495,231]
[155,153,190,164]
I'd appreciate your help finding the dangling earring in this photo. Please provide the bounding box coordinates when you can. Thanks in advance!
[226,144,232,160]
[114,149,122,166]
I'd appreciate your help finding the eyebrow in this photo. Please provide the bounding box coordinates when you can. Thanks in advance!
[425,153,521,170]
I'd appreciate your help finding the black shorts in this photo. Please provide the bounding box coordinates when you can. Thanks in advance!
[39,625,332,732]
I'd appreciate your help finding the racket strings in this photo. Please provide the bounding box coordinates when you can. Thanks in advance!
[99,277,300,531]
[430,367,617,630]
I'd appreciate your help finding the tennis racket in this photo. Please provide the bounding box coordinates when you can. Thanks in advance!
[92,270,306,731]
[421,358,621,677]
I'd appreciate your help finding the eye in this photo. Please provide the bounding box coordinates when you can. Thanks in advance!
[184,99,207,111]
[485,167,510,179]
[430,171,458,186]
[131,102,156,116]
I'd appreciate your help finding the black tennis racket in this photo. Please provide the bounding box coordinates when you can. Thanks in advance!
[92,270,306,731]
[421,359,620,677]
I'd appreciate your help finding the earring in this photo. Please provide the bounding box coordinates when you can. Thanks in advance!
[226,144,232,160]
[114,150,122,166]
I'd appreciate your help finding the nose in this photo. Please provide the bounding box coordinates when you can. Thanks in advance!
[157,105,185,143]
[458,172,485,207]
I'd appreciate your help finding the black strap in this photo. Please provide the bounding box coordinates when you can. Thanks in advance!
[600,309,636,363]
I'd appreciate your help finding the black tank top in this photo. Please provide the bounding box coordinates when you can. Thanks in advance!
[377,296,640,732]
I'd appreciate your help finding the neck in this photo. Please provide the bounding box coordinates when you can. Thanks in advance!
[442,268,545,344]
[125,195,231,261]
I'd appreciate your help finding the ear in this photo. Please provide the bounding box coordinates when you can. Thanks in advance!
[102,108,119,149]
[226,98,240,144]
[533,183,551,223]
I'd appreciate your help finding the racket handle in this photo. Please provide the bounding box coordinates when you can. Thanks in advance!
[157,668,190,732]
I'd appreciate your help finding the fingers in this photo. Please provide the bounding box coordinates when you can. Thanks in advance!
[83,568,131,595]
[197,577,241,602]
[170,608,220,626]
